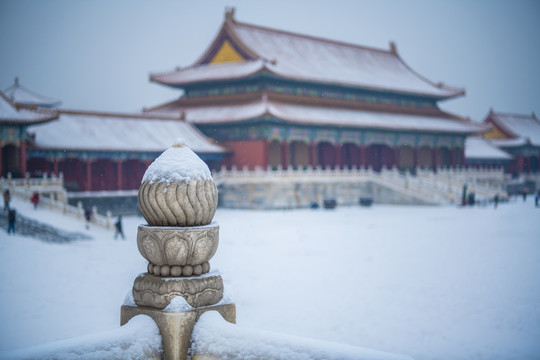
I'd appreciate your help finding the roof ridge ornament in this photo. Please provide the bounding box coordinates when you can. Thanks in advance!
[225,7,236,23]
[389,41,397,55]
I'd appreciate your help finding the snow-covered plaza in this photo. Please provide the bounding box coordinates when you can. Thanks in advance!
[1,196,539,360]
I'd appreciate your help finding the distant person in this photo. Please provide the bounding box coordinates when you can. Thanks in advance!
[30,192,40,209]
[522,188,528,202]
[114,215,125,240]
[493,194,499,209]
[7,208,16,235]
[84,208,92,230]
[3,189,10,211]
[535,191,539,208]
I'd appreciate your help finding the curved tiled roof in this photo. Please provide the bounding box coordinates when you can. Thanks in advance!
[0,91,58,125]
[152,13,464,99]
[150,98,485,134]
[28,110,227,154]
[465,137,512,160]
[488,112,540,147]
[3,78,61,108]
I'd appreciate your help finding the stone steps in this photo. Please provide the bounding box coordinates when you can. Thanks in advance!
[0,209,91,243]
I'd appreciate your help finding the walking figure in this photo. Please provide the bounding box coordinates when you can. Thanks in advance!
[84,208,92,230]
[3,189,10,211]
[7,208,16,234]
[493,194,499,209]
[535,191,539,208]
[31,192,40,210]
[522,188,528,202]
[114,215,125,240]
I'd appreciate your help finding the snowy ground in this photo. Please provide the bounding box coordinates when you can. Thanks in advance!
[0,196,539,360]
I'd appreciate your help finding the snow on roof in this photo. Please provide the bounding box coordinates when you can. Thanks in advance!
[0,91,58,125]
[27,111,226,154]
[151,60,266,86]
[3,78,61,108]
[153,15,464,99]
[171,99,483,134]
[465,137,512,160]
[490,112,540,146]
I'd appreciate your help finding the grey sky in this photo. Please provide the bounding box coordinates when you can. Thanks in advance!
[0,0,538,121]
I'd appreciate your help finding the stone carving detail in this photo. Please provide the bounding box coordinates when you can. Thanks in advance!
[137,224,219,269]
[133,273,224,309]
[138,179,218,227]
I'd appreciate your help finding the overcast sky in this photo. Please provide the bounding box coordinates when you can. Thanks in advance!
[1,0,538,122]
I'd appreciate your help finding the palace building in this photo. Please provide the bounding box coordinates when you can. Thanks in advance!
[145,8,485,173]
[481,110,540,175]
[5,9,535,206]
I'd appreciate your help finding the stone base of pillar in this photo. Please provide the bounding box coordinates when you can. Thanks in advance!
[121,303,236,360]
[133,272,224,309]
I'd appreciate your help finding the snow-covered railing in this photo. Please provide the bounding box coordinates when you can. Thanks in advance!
[0,315,162,360]
[213,165,507,205]
[0,173,113,230]
[191,311,413,360]
[0,172,66,196]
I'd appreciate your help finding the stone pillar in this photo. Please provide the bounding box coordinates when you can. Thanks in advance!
[121,142,235,360]
[19,141,27,177]
[85,159,92,191]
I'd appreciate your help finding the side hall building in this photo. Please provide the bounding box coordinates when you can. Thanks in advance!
[1,80,227,192]
[145,8,485,173]
[482,110,540,176]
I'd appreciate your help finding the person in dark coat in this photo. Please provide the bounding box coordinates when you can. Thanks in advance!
[7,208,16,234]
[114,215,125,240]
[84,208,92,230]
[3,189,10,212]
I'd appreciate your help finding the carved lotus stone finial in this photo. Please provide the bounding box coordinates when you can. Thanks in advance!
[138,140,218,227]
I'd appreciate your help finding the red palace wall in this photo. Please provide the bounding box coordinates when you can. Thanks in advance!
[224,140,267,170]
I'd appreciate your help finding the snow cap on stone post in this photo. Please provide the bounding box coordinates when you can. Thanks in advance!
[138,139,218,227]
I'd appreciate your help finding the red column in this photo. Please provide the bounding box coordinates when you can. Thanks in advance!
[53,158,59,176]
[309,142,316,168]
[19,142,27,177]
[116,160,123,190]
[85,159,92,191]
[359,145,366,169]
[432,148,438,172]
[335,144,342,169]
[262,139,269,169]
[517,155,524,174]
[413,147,418,171]
[450,148,456,168]
[281,141,289,169]
[393,147,399,169]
